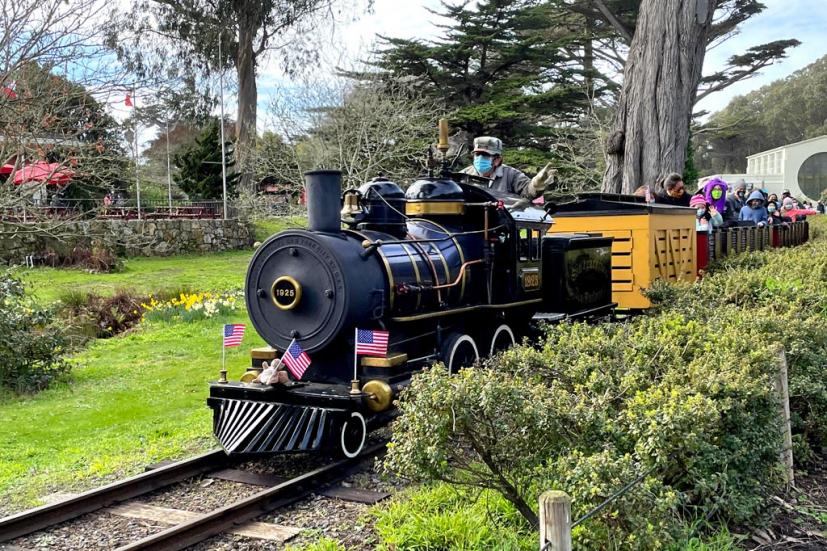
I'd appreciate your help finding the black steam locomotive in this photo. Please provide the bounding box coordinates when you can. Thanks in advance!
[207,168,615,458]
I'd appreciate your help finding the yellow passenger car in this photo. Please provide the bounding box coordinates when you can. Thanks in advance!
[547,194,696,309]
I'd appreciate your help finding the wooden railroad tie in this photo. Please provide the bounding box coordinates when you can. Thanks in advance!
[106,503,301,542]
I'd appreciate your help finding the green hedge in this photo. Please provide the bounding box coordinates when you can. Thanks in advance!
[379,218,827,550]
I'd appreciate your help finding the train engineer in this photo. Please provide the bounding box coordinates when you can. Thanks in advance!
[461,136,556,199]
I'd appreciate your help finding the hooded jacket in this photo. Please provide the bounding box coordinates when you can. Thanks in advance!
[738,190,768,224]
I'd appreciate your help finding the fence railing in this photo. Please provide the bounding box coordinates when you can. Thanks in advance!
[1,198,305,222]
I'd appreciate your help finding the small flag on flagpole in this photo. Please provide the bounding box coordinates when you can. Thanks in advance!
[124,93,133,107]
[282,339,311,380]
[223,324,245,347]
[355,328,389,356]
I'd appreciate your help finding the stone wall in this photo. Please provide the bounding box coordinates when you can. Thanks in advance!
[0,218,253,263]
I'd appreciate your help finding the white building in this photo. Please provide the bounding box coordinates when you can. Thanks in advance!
[700,135,827,201]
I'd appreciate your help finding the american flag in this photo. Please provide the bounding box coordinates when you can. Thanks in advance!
[223,324,246,347]
[283,339,311,380]
[355,328,389,356]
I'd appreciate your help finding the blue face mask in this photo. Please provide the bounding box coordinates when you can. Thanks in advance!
[768,206,776,213]
[696,208,706,217]
[474,155,492,174]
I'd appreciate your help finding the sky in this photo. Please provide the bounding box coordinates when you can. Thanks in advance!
[119,0,827,147]
[256,0,827,122]
[695,0,827,114]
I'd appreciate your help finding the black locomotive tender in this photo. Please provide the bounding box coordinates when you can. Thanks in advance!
[208,170,615,458]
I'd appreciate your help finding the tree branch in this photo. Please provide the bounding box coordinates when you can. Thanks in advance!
[591,0,633,44]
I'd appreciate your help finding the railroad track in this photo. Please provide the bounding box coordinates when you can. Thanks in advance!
[0,443,386,550]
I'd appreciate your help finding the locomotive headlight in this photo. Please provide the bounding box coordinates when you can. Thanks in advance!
[271,275,302,311]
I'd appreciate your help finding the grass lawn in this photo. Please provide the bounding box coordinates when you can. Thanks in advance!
[20,250,252,303]
[0,217,311,511]
[17,216,307,303]
[0,313,267,511]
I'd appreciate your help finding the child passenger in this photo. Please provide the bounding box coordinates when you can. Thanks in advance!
[690,194,723,232]
[738,190,769,225]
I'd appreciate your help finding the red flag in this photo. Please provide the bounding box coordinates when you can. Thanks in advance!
[125,93,133,107]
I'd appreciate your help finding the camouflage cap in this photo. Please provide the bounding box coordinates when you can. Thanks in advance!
[473,136,503,156]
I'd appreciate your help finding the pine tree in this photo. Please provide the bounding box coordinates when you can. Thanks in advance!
[173,119,239,200]
[362,0,597,173]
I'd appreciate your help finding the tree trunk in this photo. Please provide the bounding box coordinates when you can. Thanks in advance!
[236,17,258,193]
[602,0,716,193]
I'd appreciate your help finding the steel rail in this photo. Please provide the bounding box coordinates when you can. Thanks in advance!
[116,442,386,551]
[0,449,229,542]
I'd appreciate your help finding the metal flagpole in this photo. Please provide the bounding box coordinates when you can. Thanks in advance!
[166,118,173,213]
[133,87,141,221]
[218,33,228,221]
[219,325,228,383]
[350,328,360,394]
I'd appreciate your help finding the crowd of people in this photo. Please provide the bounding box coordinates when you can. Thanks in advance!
[636,173,823,232]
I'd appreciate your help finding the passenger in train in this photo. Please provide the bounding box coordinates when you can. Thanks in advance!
[767,201,785,225]
[702,177,728,217]
[726,180,748,219]
[738,190,769,225]
[780,198,817,221]
[690,194,723,232]
[655,173,690,206]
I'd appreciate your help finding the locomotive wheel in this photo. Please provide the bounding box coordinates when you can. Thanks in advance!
[489,324,516,356]
[339,412,367,458]
[442,332,479,374]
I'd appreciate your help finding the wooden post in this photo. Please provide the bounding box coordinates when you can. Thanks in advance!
[539,490,572,551]
[774,348,795,486]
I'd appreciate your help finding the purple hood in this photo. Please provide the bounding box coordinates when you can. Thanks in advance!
[703,178,727,213]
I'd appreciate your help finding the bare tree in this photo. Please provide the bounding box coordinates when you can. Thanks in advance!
[109,0,372,193]
[0,0,132,239]
[256,74,442,192]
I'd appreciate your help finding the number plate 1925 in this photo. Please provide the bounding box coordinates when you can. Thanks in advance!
[520,268,540,290]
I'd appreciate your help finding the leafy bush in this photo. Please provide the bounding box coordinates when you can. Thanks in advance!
[646,220,827,462]
[385,313,782,549]
[384,218,827,549]
[0,272,68,391]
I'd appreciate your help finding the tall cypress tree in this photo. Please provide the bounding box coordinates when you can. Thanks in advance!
[173,118,239,200]
[361,0,598,172]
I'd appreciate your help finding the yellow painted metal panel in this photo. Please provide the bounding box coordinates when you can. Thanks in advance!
[548,211,695,309]
[612,253,633,268]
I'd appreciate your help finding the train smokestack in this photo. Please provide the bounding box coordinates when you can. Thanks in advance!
[304,170,343,233]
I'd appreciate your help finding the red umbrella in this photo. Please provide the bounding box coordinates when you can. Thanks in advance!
[12,162,73,186]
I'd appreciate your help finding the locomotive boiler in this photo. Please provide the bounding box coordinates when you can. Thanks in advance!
[208,159,615,458]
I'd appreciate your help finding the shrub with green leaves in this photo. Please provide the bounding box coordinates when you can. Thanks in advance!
[646,218,827,462]
[382,218,827,549]
[0,272,68,392]
[385,313,782,549]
